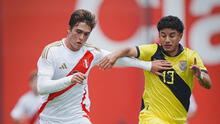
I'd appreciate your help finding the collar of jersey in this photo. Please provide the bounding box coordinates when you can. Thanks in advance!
[159,44,184,57]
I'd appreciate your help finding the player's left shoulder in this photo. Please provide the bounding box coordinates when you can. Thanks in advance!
[84,44,102,54]
[183,47,198,55]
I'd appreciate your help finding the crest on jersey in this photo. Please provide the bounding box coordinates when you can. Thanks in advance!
[179,60,187,72]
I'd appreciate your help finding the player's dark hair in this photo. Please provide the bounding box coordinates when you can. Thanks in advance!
[69,9,96,30]
[157,15,184,33]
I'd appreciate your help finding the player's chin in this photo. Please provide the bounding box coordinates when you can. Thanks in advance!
[75,45,83,50]
[164,48,172,53]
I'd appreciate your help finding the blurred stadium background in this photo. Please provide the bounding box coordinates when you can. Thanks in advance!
[1,0,220,123]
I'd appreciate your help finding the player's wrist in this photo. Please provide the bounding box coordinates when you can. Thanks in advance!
[134,60,152,71]
[69,75,76,84]
[145,61,152,71]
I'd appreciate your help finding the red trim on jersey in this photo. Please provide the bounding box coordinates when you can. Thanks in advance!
[83,115,90,119]
[30,51,94,124]
[81,89,90,117]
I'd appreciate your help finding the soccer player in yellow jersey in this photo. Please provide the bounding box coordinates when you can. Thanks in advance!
[99,15,212,124]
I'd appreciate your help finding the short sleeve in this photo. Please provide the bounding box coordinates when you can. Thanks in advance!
[137,44,158,61]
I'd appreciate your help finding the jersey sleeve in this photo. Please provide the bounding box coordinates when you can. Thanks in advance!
[137,44,158,61]
[37,47,73,95]
[38,47,55,78]
[93,48,110,65]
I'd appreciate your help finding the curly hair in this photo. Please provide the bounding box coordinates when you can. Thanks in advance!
[157,15,184,33]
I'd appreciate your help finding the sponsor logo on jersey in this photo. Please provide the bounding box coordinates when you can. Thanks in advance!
[59,63,68,69]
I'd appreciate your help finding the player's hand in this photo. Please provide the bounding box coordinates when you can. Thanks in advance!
[99,54,118,70]
[190,58,201,78]
[71,72,86,84]
[151,60,172,76]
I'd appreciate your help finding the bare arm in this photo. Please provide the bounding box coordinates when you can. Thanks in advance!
[190,58,212,89]
[109,47,138,59]
[98,47,138,69]
[198,72,212,89]
[99,47,172,76]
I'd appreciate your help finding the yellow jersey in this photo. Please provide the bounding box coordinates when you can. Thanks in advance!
[137,44,207,124]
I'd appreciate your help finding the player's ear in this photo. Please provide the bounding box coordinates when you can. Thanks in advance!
[179,33,183,39]
[67,29,70,34]
[67,26,72,34]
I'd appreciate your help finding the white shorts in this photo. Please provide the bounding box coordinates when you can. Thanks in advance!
[39,116,91,124]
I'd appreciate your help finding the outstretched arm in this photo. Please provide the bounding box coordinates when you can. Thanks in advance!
[190,58,212,89]
[99,47,172,76]
[98,47,138,69]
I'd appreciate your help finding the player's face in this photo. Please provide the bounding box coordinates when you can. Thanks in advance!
[67,22,92,51]
[159,28,182,56]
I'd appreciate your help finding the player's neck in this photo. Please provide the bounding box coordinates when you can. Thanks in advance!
[168,49,179,57]
[161,44,183,57]
[64,38,79,51]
